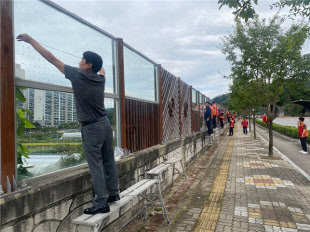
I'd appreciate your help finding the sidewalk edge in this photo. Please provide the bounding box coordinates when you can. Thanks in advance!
[257,132,310,182]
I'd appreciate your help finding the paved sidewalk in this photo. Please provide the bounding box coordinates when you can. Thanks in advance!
[123,124,310,232]
[212,124,310,232]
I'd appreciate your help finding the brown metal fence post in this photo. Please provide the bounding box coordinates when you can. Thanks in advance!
[190,86,193,133]
[197,91,200,131]
[178,78,182,137]
[158,65,163,143]
[1,0,16,193]
[116,38,126,149]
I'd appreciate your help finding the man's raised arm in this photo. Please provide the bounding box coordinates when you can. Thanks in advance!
[16,34,65,74]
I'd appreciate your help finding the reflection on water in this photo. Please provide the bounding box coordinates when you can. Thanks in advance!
[22,154,74,175]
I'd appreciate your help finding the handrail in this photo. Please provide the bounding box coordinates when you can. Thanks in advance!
[39,0,159,67]
[124,42,158,65]
[15,78,118,99]
[40,0,117,40]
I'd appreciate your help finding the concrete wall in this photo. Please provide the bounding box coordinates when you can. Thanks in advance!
[0,130,220,232]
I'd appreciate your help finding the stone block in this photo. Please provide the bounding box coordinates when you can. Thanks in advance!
[33,221,60,232]
[1,217,33,232]
[35,199,72,224]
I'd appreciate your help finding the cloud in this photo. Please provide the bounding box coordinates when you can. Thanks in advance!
[53,0,309,99]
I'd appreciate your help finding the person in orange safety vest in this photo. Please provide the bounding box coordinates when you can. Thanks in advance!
[219,110,224,128]
[229,117,234,136]
[210,103,215,128]
[298,117,308,154]
[226,110,230,122]
[211,102,217,129]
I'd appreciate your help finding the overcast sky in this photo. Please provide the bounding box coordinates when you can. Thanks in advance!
[53,0,310,99]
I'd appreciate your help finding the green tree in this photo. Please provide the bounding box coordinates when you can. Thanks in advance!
[218,0,310,22]
[221,16,308,156]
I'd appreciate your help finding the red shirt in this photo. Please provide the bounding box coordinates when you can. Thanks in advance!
[242,120,248,127]
[298,122,308,137]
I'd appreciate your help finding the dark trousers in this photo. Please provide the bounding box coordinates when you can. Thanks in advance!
[220,118,224,128]
[300,137,307,152]
[243,127,247,135]
[81,116,119,208]
[213,116,217,128]
[206,119,213,135]
[229,127,233,135]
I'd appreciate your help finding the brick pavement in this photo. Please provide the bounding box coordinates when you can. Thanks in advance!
[212,123,310,232]
[123,123,310,232]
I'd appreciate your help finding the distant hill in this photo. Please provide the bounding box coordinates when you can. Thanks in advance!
[212,94,229,107]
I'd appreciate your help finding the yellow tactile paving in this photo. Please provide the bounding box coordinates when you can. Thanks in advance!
[287,222,297,229]
[193,137,234,232]
[264,219,280,226]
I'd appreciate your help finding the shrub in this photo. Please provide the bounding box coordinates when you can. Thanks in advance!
[255,119,310,143]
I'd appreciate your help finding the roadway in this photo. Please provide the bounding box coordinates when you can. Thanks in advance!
[255,124,310,176]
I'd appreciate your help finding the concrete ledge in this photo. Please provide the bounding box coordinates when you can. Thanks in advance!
[0,130,210,232]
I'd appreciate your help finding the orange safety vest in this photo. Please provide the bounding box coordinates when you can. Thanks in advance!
[219,112,224,119]
[299,122,308,137]
[211,106,215,117]
[230,120,234,127]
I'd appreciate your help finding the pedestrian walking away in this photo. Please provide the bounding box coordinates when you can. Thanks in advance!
[298,117,308,154]
[241,117,248,135]
[229,118,234,136]
[16,34,120,214]
[204,102,213,135]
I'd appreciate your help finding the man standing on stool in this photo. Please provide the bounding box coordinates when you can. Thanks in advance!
[17,34,120,214]
[298,117,308,154]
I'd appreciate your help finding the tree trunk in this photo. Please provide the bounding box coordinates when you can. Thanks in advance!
[249,115,252,132]
[267,120,273,156]
[253,112,256,139]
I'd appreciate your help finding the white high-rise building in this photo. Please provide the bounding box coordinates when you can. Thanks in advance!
[17,88,77,127]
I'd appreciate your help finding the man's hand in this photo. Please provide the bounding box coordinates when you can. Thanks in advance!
[16,34,65,74]
[98,67,105,76]
[16,33,33,43]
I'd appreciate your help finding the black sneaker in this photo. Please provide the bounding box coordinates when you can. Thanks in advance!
[108,195,120,203]
[84,205,110,214]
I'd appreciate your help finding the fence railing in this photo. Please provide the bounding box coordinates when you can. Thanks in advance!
[0,0,228,194]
